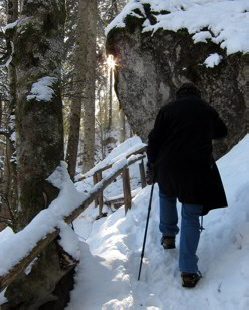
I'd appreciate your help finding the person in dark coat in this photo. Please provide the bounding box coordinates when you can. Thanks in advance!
[146,82,228,288]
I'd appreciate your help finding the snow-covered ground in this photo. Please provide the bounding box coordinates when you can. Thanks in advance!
[64,134,249,310]
[1,135,249,309]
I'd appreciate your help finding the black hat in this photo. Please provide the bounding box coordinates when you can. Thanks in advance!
[176,83,201,99]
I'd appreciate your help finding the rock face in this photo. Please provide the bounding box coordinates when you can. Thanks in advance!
[106,9,248,159]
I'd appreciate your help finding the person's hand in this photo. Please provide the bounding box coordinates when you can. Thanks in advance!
[145,162,155,185]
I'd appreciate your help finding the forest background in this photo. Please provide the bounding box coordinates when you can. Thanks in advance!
[0,0,129,232]
[0,1,133,307]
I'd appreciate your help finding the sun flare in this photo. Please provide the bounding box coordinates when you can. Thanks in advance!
[107,55,116,70]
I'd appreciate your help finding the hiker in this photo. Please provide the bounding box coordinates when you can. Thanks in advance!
[146,83,228,288]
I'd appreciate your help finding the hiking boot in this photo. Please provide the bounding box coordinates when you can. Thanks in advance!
[181,271,202,288]
[161,235,176,249]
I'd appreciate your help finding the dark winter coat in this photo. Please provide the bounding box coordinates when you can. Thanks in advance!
[147,93,228,216]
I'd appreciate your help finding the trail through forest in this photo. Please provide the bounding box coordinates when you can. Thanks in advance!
[66,135,249,310]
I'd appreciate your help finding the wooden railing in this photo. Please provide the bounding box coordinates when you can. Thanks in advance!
[76,145,147,217]
[0,146,147,293]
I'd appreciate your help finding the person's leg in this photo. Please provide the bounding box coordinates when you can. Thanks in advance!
[159,191,179,236]
[179,203,203,273]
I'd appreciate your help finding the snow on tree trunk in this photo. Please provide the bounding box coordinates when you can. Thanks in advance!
[4,1,73,308]
[82,0,97,173]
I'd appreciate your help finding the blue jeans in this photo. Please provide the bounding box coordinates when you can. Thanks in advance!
[159,191,203,273]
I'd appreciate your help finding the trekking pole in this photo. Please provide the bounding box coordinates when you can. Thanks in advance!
[138,178,155,281]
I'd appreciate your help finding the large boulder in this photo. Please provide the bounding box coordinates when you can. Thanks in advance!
[106,1,249,158]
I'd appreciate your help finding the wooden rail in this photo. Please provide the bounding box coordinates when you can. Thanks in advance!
[77,145,147,182]
[0,151,147,292]
[79,146,147,217]
[95,156,146,216]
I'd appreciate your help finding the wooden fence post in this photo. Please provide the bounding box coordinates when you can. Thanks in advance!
[93,172,98,208]
[122,167,132,215]
[97,171,104,215]
[139,159,146,188]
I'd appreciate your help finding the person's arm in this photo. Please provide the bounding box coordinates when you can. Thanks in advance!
[146,107,166,163]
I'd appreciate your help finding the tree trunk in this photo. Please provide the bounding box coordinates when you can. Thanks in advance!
[13,1,65,228]
[97,88,105,160]
[0,98,3,190]
[65,0,88,179]
[112,0,118,15]
[82,0,97,173]
[120,108,126,143]
[103,66,109,154]
[66,86,82,179]
[7,0,18,21]
[108,65,113,130]
[0,98,2,128]
[1,0,19,231]
[4,1,74,308]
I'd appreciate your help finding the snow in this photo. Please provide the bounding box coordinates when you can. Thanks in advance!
[27,76,57,102]
[4,55,13,68]
[3,20,18,32]
[58,221,80,260]
[75,136,146,181]
[0,227,14,243]
[47,161,71,190]
[0,291,7,305]
[2,135,249,309]
[203,53,223,68]
[0,161,86,278]
[106,0,249,55]
[10,132,16,142]
[0,209,57,276]
[193,31,212,44]
[105,2,145,33]
[65,134,249,309]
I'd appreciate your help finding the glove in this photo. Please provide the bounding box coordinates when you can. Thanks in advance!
[145,162,155,185]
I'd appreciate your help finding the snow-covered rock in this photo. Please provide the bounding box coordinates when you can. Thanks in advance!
[106,0,249,159]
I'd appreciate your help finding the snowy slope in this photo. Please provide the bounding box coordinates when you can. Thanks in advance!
[66,134,249,310]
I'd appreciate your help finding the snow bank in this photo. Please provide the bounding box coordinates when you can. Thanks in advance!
[106,0,249,55]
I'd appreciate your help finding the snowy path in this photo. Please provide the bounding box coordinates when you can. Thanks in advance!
[67,136,249,310]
